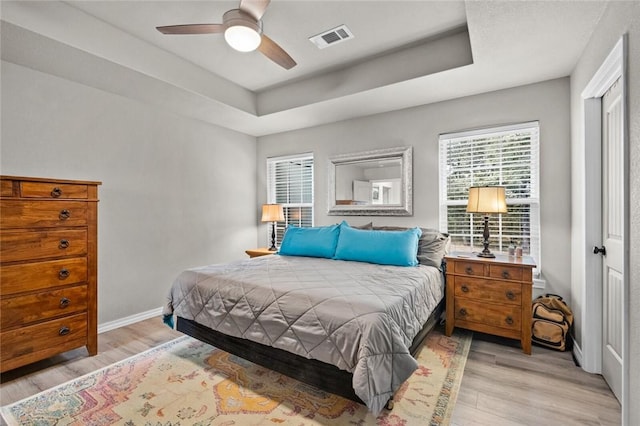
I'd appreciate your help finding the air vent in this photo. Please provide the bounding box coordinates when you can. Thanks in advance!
[309,25,354,49]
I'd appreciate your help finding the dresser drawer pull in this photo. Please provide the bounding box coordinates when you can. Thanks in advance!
[465,267,474,275]
[59,209,71,220]
[58,268,70,279]
[58,326,71,336]
[461,285,469,293]
[505,316,514,325]
[459,308,467,317]
[51,187,62,198]
[502,270,511,279]
[59,239,70,249]
[505,290,515,300]
[59,297,71,308]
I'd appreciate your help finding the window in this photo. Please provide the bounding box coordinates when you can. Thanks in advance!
[439,122,540,266]
[267,153,314,245]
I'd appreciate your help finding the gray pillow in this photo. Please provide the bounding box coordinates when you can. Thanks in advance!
[351,222,373,230]
[372,226,449,268]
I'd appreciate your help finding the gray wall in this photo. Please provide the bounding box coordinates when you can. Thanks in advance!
[257,78,571,299]
[570,2,640,423]
[1,60,258,325]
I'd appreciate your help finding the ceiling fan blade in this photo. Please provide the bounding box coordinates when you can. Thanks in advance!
[259,34,296,70]
[239,0,271,21]
[156,24,224,35]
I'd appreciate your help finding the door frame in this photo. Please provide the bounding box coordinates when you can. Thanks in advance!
[580,35,628,422]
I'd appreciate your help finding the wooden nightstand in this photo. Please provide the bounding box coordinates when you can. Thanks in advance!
[245,248,277,258]
[444,252,537,354]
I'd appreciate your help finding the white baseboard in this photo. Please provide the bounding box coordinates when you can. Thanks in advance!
[97,307,163,334]
[572,339,583,367]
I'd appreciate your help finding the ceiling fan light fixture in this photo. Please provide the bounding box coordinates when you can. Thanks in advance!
[223,9,262,52]
[225,25,261,52]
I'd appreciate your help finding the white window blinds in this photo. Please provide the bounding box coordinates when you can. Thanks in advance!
[439,122,540,267]
[267,153,314,245]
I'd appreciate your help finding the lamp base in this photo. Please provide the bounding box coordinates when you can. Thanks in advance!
[477,251,496,258]
[268,222,278,252]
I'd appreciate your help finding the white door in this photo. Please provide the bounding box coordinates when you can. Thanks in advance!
[352,180,371,203]
[599,77,623,402]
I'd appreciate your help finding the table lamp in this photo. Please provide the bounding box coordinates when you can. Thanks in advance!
[466,186,507,258]
[261,204,285,251]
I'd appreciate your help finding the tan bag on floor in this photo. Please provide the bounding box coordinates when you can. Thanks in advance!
[531,294,573,351]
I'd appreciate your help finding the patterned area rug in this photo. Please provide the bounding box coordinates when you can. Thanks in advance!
[1,328,471,426]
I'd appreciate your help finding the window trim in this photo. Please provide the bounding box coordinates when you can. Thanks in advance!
[266,153,314,245]
[438,121,541,270]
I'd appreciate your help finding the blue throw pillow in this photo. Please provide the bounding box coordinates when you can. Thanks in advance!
[334,223,421,266]
[278,224,341,259]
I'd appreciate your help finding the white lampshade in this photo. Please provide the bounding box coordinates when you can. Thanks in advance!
[261,204,284,222]
[225,24,262,52]
[466,186,508,214]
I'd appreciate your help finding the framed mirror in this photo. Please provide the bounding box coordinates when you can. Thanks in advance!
[328,146,412,216]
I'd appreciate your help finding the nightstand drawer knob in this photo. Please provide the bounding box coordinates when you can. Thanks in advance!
[59,239,70,249]
[59,326,71,336]
[505,316,514,325]
[459,308,467,317]
[502,270,511,279]
[461,285,469,293]
[465,267,474,275]
[506,290,515,300]
[51,187,62,198]
[59,297,71,308]
[59,209,71,220]
[59,268,70,279]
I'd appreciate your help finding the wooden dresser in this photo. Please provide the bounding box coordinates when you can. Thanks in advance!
[0,176,100,372]
[445,252,536,354]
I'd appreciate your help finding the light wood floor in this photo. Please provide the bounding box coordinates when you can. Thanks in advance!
[1,318,621,425]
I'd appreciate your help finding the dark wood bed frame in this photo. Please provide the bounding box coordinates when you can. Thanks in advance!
[176,299,445,405]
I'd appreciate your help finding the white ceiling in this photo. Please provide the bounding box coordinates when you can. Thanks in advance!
[1,1,608,136]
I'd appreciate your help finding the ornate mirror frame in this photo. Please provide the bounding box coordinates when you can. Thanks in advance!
[328,146,413,216]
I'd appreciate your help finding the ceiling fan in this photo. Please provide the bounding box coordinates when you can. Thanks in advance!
[156,0,296,70]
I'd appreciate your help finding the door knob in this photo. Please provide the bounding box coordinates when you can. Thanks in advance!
[593,246,607,256]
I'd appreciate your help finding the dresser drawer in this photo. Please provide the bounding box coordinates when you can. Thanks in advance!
[20,181,88,199]
[454,299,521,331]
[454,276,522,305]
[0,200,88,229]
[0,229,87,263]
[1,179,13,196]
[0,313,87,370]
[1,257,87,296]
[454,261,485,277]
[489,264,523,281]
[1,285,88,328]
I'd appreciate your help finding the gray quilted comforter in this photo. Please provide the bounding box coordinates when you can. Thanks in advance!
[163,254,444,414]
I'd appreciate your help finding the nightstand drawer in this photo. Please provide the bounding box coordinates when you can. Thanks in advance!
[454,299,521,331]
[454,261,485,276]
[454,276,522,305]
[489,264,523,281]
[1,180,13,197]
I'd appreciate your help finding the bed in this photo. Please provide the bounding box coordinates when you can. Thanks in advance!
[163,223,449,415]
